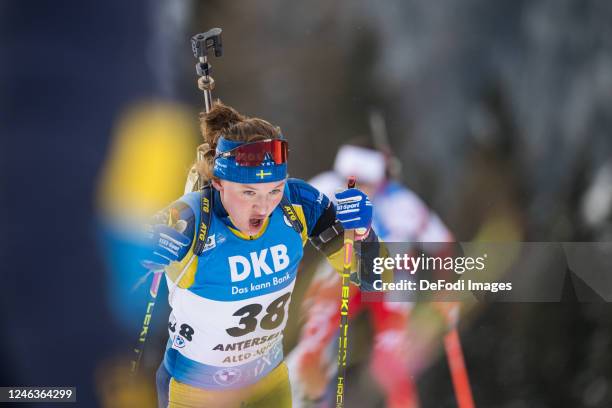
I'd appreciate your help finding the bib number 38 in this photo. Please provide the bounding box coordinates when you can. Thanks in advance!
[226,292,291,337]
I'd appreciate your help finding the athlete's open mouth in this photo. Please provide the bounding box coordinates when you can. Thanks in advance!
[249,217,264,229]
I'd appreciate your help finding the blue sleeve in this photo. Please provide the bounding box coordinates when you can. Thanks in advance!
[286,178,333,237]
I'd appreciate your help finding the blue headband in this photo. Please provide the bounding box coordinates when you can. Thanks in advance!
[213,137,288,183]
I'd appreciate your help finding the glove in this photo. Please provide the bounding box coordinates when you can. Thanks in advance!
[141,224,191,270]
[334,188,373,234]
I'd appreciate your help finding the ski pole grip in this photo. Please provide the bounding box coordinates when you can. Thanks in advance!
[191,28,223,60]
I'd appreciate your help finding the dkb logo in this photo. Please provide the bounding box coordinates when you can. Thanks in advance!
[228,244,290,282]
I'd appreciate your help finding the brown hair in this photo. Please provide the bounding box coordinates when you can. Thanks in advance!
[195,100,283,181]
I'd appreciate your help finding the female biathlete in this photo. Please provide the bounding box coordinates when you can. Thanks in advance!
[141,102,383,408]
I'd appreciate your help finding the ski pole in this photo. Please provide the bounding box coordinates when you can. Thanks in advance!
[191,28,222,114]
[130,269,164,375]
[191,28,223,191]
[131,207,186,376]
[335,176,357,408]
[443,306,475,408]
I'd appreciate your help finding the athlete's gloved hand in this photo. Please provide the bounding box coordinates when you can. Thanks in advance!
[141,224,191,270]
[335,188,373,238]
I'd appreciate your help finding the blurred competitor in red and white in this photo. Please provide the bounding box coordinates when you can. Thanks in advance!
[287,140,454,408]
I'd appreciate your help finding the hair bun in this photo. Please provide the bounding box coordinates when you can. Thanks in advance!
[202,101,245,141]
[195,101,282,183]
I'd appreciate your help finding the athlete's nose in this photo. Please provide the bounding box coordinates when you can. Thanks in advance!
[252,195,269,215]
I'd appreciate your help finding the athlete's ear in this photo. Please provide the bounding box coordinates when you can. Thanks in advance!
[211,178,223,191]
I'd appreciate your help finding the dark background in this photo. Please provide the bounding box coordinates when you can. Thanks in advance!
[1,0,611,406]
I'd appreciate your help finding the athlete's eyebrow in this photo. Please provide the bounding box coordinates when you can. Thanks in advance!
[242,182,285,190]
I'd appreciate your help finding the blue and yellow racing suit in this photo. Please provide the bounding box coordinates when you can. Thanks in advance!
[155,178,381,407]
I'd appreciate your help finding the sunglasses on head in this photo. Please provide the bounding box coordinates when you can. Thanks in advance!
[215,139,289,166]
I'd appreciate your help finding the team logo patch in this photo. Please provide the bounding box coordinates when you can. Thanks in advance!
[173,335,186,348]
[203,234,217,251]
[213,367,242,386]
